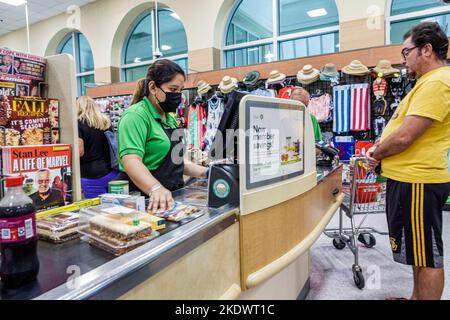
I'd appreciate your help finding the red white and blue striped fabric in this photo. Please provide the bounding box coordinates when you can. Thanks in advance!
[350,84,371,132]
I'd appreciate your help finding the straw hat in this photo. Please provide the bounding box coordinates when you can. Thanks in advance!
[266,70,286,84]
[243,71,260,87]
[197,80,212,96]
[320,63,339,80]
[297,65,320,85]
[218,76,238,94]
[342,60,369,76]
[372,59,400,76]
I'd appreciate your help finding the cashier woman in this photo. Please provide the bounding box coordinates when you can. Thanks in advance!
[117,59,207,213]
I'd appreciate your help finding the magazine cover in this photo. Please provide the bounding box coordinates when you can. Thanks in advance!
[0,74,41,97]
[1,144,72,212]
[0,96,60,146]
[0,48,46,81]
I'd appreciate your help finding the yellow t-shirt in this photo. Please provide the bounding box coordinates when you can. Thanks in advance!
[380,66,450,184]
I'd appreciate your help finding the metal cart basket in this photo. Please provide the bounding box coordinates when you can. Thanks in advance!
[324,157,388,289]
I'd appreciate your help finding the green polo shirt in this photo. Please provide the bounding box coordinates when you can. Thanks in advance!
[310,114,323,141]
[118,97,179,172]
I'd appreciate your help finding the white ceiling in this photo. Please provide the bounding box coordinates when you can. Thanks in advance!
[0,0,96,36]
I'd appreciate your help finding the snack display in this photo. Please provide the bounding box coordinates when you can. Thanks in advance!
[79,205,160,256]
[37,212,80,244]
[153,202,205,222]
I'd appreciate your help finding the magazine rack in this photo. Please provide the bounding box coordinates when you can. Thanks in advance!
[0,54,81,201]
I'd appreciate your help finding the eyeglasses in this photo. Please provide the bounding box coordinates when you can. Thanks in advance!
[401,46,419,59]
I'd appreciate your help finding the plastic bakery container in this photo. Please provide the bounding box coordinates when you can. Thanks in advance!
[37,212,80,244]
[78,205,160,256]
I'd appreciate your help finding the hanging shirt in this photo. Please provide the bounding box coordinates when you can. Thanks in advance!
[204,98,225,152]
[333,85,351,133]
[278,86,296,100]
[187,103,207,150]
[350,83,371,132]
[250,88,276,97]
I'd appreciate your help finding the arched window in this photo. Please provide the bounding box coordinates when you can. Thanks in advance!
[122,9,188,82]
[224,0,339,68]
[58,32,95,96]
[388,0,450,44]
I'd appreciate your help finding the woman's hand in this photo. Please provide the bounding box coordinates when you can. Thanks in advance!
[147,186,174,214]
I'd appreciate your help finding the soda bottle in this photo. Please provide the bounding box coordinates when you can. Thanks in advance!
[0,176,40,288]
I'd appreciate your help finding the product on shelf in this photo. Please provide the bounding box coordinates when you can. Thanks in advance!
[1,144,72,212]
[100,193,145,211]
[37,212,80,244]
[79,205,159,255]
[95,95,132,132]
[0,48,46,97]
[0,96,60,146]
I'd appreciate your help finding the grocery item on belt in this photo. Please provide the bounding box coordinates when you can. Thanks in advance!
[37,212,80,244]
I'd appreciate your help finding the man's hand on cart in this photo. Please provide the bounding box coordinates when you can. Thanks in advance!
[366,145,380,172]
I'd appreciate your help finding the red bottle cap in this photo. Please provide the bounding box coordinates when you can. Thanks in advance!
[5,176,24,187]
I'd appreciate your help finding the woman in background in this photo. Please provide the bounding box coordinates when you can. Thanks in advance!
[77,96,118,198]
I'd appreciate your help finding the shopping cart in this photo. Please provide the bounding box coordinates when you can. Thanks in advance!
[324,157,388,289]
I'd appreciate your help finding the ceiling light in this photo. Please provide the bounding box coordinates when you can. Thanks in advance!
[307,8,328,18]
[134,57,142,63]
[264,53,274,61]
[0,0,27,6]
[170,12,180,20]
[161,45,172,51]
[248,48,259,52]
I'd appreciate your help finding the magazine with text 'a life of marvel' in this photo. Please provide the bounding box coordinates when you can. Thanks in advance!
[1,144,72,212]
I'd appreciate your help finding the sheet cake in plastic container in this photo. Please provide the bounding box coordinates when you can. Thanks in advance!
[37,212,80,244]
[79,205,159,256]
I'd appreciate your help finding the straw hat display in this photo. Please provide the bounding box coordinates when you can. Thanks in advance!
[342,60,370,76]
[197,80,212,96]
[372,59,400,77]
[320,63,339,80]
[297,65,320,85]
[218,76,238,94]
[266,70,286,84]
[243,71,260,87]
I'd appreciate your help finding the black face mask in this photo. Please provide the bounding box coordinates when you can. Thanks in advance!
[157,87,182,113]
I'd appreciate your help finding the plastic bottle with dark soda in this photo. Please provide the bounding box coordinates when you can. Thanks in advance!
[0,176,40,288]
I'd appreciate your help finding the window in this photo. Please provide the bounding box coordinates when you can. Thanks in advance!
[58,32,95,96]
[388,0,450,44]
[122,9,188,82]
[224,0,339,68]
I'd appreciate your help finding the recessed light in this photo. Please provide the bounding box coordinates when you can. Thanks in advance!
[307,8,328,18]
[161,45,172,51]
[0,0,27,6]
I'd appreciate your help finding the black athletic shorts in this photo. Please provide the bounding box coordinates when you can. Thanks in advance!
[386,179,450,268]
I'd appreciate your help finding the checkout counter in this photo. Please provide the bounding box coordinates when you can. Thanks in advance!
[0,96,343,300]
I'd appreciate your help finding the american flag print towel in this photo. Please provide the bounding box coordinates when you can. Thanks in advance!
[350,84,371,132]
[333,85,351,133]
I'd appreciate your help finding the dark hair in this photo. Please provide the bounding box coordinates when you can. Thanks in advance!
[132,59,186,104]
[403,22,449,61]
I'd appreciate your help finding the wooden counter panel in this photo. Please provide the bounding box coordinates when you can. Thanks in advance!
[240,168,342,289]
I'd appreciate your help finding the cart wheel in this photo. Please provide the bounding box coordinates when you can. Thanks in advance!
[333,238,346,250]
[352,265,365,290]
[358,233,376,248]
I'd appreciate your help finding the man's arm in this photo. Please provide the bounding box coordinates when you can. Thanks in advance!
[372,115,433,160]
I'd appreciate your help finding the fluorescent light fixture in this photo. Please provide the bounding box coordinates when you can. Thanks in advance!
[134,57,142,63]
[170,12,180,20]
[248,47,259,52]
[161,45,172,51]
[307,8,328,18]
[0,0,27,6]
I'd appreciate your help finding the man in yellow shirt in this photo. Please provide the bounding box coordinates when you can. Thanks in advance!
[367,22,449,300]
